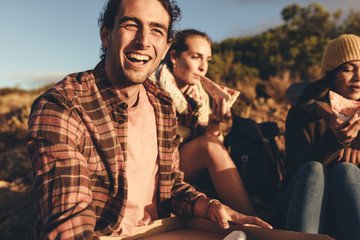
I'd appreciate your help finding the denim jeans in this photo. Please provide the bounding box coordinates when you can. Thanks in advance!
[281,161,360,240]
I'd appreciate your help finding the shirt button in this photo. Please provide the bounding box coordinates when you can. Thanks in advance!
[120,102,128,109]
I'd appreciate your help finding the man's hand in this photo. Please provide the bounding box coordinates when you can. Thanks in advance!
[207,199,273,230]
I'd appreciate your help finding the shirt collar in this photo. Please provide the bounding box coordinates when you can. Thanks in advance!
[92,60,173,109]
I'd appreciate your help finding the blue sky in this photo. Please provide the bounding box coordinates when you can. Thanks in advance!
[0,0,358,89]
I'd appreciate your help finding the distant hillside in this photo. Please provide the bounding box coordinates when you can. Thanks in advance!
[208,3,360,115]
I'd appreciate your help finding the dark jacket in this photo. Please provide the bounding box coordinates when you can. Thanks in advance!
[284,106,348,181]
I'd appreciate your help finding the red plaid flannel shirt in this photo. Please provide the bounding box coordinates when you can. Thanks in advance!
[27,60,204,240]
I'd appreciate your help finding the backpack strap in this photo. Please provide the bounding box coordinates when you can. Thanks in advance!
[254,123,275,162]
[253,123,283,184]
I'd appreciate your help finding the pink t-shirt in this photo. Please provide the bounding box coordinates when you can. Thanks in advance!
[113,85,159,236]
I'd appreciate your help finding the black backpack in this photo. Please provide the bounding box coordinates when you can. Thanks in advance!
[224,116,284,196]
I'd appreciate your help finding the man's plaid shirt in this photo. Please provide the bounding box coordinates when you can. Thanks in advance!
[27,60,204,239]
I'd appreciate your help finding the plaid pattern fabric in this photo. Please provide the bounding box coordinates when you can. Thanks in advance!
[27,60,204,240]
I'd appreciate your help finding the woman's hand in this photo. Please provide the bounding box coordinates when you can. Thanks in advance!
[207,199,272,230]
[336,147,360,166]
[206,98,231,136]
[331,112,360,166]
[329,112,360,144]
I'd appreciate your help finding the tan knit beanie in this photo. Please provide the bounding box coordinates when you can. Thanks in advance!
[321,34,360,77]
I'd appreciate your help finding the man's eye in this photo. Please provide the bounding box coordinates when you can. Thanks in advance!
[120,24,138,31]
[152,28,165,37]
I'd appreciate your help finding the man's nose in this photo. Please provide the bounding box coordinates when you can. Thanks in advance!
[134,28,150,48]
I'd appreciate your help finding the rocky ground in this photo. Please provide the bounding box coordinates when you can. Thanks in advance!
[0,147,36,240]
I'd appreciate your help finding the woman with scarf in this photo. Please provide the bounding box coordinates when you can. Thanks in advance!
[150,29,256,216]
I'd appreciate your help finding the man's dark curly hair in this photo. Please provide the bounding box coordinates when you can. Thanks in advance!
[98,0,181,60]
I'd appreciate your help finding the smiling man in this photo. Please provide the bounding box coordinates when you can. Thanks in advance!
[27,0,271,239]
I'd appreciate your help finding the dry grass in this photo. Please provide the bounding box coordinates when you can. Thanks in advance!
[0,91,40,154]
[216,73,295,153]
[0,93,37,115]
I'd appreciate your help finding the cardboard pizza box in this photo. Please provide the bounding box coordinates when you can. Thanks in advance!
[100,216,335,240]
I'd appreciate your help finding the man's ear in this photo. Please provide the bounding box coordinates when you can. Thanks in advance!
[161,40,172,60]
[100,25,111,49]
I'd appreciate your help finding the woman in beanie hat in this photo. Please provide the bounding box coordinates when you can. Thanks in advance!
[282,34,360,240]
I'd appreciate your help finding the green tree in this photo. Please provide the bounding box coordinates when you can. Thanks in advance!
[280,3,341,80]
[208,3,360,105]
[341,9,360,35]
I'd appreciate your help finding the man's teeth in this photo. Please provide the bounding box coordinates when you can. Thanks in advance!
[128,53,150,61]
